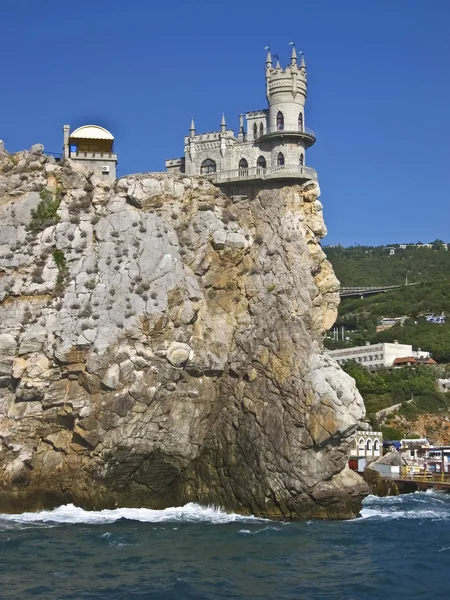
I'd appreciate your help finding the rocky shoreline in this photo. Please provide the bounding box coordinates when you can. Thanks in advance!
[0,143,368,519]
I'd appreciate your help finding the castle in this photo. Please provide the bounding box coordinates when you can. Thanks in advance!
[58,45,316,185]
[165,45,317,185]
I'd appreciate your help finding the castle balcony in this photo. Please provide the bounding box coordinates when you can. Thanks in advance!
[209,164,318,185]
[258,126,316,148]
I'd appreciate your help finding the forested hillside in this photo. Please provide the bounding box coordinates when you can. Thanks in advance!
[325,243,450,441]
[329,281,450,362]
[324,242,450,286]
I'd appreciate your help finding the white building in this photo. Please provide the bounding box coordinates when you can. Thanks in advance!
[326,341,430,369]
[438,378,450,392]
[348,430,382,473]
[63,124,118,181]
[166,45,317,186]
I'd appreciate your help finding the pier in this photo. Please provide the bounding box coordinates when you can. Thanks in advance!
[381,472,450,493]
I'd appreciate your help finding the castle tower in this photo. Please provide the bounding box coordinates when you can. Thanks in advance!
[262,46,315,165]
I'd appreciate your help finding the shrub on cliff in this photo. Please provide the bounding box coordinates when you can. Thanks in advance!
[28,189,61,232]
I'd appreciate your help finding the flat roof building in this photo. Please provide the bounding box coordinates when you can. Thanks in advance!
[326,342,431,369]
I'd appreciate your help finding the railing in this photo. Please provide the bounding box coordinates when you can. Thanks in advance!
[209,164,318,184]
[260,126,316,138]
[70,151,117,159]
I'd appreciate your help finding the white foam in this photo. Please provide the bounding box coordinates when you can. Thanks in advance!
[358,491,450,521]
[0,502,268,527]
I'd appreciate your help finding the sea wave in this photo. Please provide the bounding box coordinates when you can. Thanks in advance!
[0,502,268,528]
[359,491,450,521]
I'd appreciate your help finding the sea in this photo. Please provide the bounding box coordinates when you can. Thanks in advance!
[0,491,449,600]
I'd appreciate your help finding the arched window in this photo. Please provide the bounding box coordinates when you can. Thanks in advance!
[277,111,284,131]
[299,153,304,166]
[366,439,372,451]
[374,440,380,453]
[257,156,266,168]
[253,123,258,139]
[260,123,264,137]
[200,159,216,174]
[239,158,248,172]
[298,113,304,131]
[277,152,285,166]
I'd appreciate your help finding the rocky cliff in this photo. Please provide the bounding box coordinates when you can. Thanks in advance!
[0,142,368,519]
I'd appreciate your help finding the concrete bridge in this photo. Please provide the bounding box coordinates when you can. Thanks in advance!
[339,284,405,298]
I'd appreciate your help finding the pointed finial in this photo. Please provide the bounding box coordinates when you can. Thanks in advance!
[221,113,226,133]
[190,117,195,138]
[300,53,306,70]
[289,41,297,65]
[274,53,280,69]
[265,46,272,66]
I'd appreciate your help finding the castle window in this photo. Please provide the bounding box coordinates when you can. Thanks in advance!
[239,158,248,172]
[253,123,258,139]
[257,156,266,168]
[277,152,285,166]
[299,153,304,166]
[298,113,304,131]
[260,123,264,137]
[276,111,284,131]
[200,159,216,174]
[366,439,372,451]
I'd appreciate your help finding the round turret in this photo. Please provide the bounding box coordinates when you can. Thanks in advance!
[264,49,314,147]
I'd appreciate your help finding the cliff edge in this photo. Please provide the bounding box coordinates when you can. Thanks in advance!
[0,143,368,518]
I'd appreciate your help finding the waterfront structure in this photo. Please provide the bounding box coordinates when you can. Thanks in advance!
[165,45,317,185]
[348,430,382,473]
[63,124,117,181]
[326,342,431,369]
[368,451,408,479]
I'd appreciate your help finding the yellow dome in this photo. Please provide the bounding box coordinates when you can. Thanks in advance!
[70,125,114,140]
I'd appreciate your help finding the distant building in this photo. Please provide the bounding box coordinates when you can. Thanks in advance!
[393,356,436,367]
[399,243,448,251]
[326,341,431,369]
[425,314,446,324]
[376,316,408,332]
[63,124,117,181]
[438,378,450,392]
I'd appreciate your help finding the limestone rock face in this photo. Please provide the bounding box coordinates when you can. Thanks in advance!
[0,147,367,519]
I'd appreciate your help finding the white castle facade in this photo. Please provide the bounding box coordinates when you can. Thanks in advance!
[166,46,317,185]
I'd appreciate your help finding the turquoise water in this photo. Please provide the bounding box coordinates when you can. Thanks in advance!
[1,492,449,599]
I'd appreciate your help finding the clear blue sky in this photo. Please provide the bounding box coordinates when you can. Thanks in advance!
[2,0,450,246]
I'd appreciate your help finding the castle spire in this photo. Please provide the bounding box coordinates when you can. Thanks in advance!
[289,42,297,65]
[300,53,306,72]
[190,117,195,138]
[221,113,226,134]
[275,54,281,70]
[265,46,272,67]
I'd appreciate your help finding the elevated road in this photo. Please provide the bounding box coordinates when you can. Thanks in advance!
[339,284,405,298]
